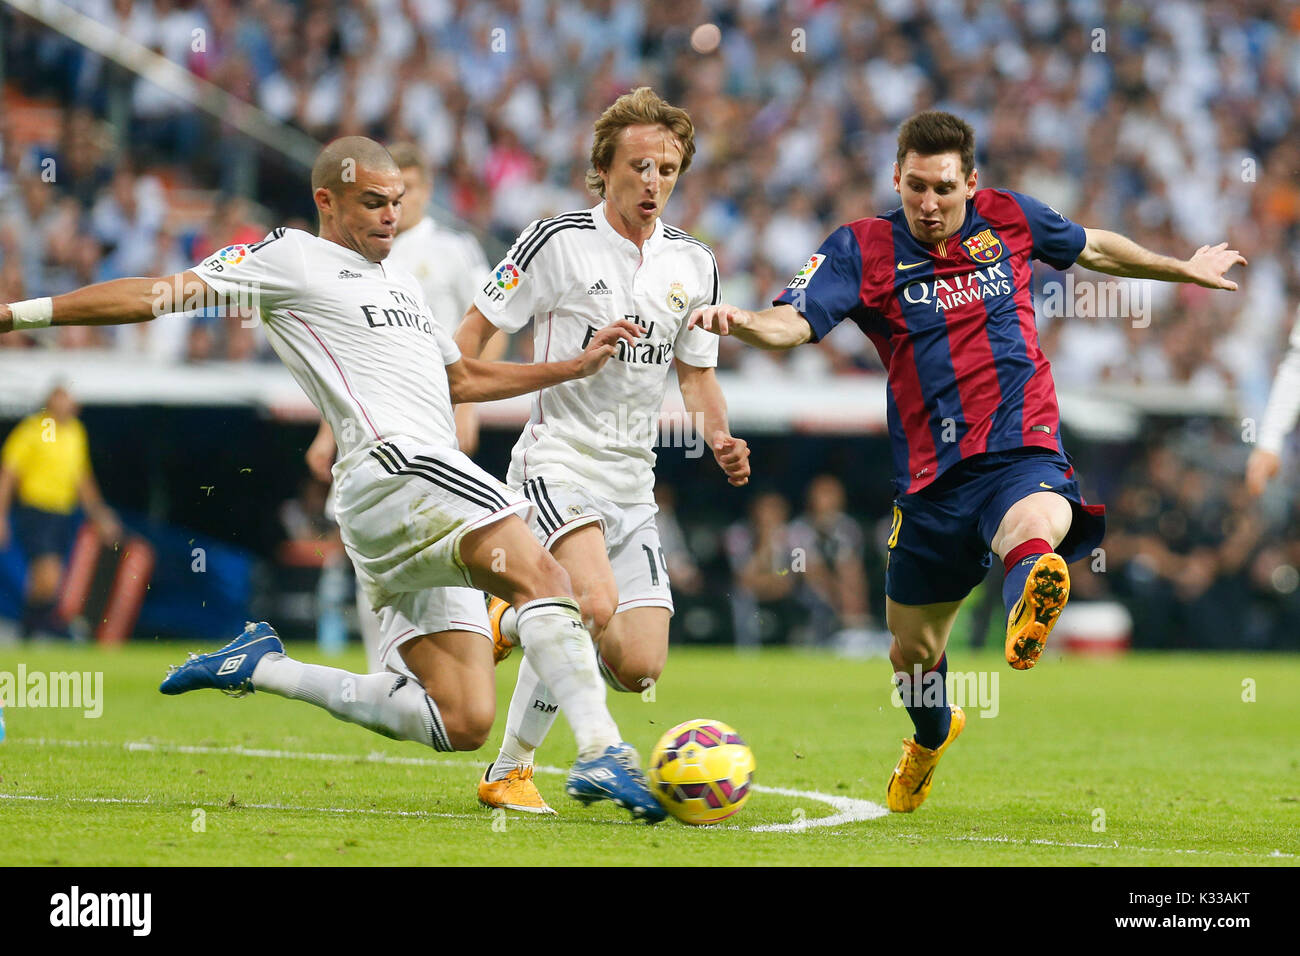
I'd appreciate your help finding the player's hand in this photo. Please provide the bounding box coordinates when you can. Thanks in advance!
[712,432,750,487]
[305,428,337,483]
[688,304,754,336]
[574,320,641,378]
[1245,448,1280,497]
[0,305,12,334]
[0,516,10,550]
[1186,241,1247,291]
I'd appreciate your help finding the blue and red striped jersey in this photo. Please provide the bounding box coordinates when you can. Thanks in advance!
[775,188,1085,494]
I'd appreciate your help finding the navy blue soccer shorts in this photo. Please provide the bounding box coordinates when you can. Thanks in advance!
[884,448,1106,607]
[12,504,77,562]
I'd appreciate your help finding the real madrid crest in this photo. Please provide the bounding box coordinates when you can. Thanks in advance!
[666,281,688,313]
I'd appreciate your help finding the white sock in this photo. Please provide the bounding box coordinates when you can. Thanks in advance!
[252,653,454,751]
[500,605,519,644]
[513,597,619,759]
[489,653,561,781]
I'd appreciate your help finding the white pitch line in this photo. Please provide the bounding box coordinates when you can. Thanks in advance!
[8,737,888,833]
[0,791,479,820]
[942,833,1297,860]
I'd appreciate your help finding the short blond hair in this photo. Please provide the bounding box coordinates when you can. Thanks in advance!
[586,87,696,198]
[387,141,430,181]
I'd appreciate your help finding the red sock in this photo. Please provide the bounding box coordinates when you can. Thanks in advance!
[1002,539,1052,618]
[1004,538,1051,572]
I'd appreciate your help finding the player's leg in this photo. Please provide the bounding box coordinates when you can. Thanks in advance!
[355,578,384,673]
[15,507,70,638]
[588,505,675,692]
[459,515,664,820]
[482,525,613,805]
[458,516,620,756]
[249,628,493,751]
[882,496,987,812]
[990,490,1073,669]
[162,588,497,753]
[886,596,962,748]
[23,553,64,637]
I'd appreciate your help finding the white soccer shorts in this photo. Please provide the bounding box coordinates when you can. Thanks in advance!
[518,477,673,614]
[333,437,532,668]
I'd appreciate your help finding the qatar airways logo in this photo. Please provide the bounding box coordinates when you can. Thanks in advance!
[902,262,1012,312]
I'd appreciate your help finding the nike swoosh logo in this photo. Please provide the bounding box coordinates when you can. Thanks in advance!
[1039,482,1053,488]
[913,766,936,794]
[896,260,927,271]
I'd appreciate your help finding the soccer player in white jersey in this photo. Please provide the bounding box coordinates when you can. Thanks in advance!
[456,88,751,814]
[1247,304,1300,496]
[0,136,668,822]
[304,141,498,672]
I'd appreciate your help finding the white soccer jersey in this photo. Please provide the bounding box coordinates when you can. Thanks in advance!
[191,228,461,458]
[473,203,721,504]
[386,215,490,335]
[1258,305,1300,454]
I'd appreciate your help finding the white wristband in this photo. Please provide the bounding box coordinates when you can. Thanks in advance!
[9,297,53,330]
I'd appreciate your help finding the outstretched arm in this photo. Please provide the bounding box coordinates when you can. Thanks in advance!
[446,320,641,404]
[1076,230,1246,290]
[677,361,750,487]
[0,271,210,332]
[686,302,813,350]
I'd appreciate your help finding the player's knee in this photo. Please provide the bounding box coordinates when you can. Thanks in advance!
[890,630,944,669]
[615,657,662,693]
[444,700,495,752]
[532,549,573,599]
[578,587,618,637]
[508,546,572,604]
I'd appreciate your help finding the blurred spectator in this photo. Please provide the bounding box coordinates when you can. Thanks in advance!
[0,386,121,639]
[4,0,1300,650]
[654,483,702,596]
[724,489,813,648]
[790,474,873,635]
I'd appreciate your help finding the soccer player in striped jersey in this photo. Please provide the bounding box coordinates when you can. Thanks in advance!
[689,111,1245,812]
[0,136,668,822]
[456,88,751,814]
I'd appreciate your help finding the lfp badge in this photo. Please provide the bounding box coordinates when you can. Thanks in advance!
[962,229,1002,264]
[217,244,249,265]
[494,262,521,291]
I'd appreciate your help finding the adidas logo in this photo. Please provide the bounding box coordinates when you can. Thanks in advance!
[586,279,612,295]
[338,269,363,279]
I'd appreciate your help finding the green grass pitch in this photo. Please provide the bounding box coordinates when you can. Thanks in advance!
[0,641,1297,866]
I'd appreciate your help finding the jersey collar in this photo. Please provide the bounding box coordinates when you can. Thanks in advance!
[593,201,664,256]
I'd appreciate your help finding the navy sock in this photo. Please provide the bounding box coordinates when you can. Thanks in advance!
[1002,539,1051,620]
[896,653,950,749]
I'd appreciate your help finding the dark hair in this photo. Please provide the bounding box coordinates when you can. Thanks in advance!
[896,111,976,176]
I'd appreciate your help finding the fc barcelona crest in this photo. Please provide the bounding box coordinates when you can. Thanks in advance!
[962,229,1003,264]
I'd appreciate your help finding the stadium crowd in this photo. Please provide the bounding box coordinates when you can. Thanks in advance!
[1,0,1299,647]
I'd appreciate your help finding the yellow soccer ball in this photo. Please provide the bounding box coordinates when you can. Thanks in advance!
[648,718,757,825]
